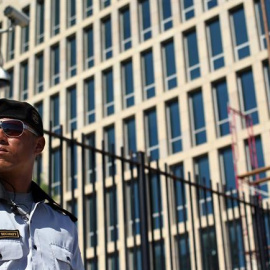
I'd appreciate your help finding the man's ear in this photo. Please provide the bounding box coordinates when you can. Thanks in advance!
[35,136,45,155]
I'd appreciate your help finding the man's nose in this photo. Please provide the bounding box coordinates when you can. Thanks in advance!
[0,128,8,142]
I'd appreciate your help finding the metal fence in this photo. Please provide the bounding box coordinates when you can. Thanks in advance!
[36,129,270,270]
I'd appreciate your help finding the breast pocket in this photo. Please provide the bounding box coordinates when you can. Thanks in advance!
[51,244,73,270]
[0,240,23,269]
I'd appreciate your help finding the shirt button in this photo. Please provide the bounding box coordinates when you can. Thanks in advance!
[33,245,37,250]
[0,253,2,259]
[67,256,71,261]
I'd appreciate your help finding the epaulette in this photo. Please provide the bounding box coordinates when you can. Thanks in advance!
[31,182,77,222]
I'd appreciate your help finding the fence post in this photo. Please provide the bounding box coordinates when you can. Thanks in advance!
[254,196,268,270]
[138,152,151,270]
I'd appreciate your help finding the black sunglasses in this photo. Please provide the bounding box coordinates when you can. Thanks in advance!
[0,119,38,138]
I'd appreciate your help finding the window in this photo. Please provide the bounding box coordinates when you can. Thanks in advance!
[86,259,98,270]
[227,220,246,269]
[52,148,61,197]
[153,240,166,270]
[20,61,28,100]
[51,0,60,36]
[255,0,270,49]
[159,0,172,31]
[206,17,224,71]
[166,99,182,154]
[67,36,77,78]
[35,102,43,119]
[86,194,98,247]
[212,79,230,137]
[7,69,14,98]
[203,0,218,11]
[85,77,95,124]
[230,6,250,60]
[141,50,155,99]
[181,0,195,21]
[102,17,113,60]
[184,29,201,81]
[104,125,116,177]
[84,0,93,18]
[150,174,163,230]
[122,59,134,108]
[194,155,213,215]
[36,0,45,44]
[108,252,119,270]
[219,146,238,208]
[101,0,111,9]
[162,39,177,90]
[128,247,142,270]
[85,133,96,184]
[84,26,94,69]
[263,61,270,112]
[126,180,140,236]
[189,90,207,145]
[177,233,191,270]
[200,226,219,270]
[237,69,259,125]
[124,117,137,156]
[67,143,78,190]
[67,86,77,132]
[103,69,114,116]
[171,163,187,222]
[35,52,44,93]
[67,0,76,27]
[138,0,152,42]
[120,7,132,51]
[21,6,30,53]
[145,108,159,161]
[106,187,118,242]
[51,43,60,85]
[50,94,61,134]
[7,28,15,60]
[245,136,268,197]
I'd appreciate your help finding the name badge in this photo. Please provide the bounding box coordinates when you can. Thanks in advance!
[0,230,20,239]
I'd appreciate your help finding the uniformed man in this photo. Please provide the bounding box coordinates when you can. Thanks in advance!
[0,99,84,269]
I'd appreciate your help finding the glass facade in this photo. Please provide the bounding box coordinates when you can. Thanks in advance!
[166,99,182,154]
[51,43,60,85]
[139,0,152,41]
[212,79,230,137]
[120,7,132,51]
[141,50,155,99]
[189,90,207,145]
[145,108,159,161]
[184,29,201,81]
[162,39,177,90]
[230,6,250,60]
[122,59,135,108]
[206,17,224,71]
[237,69,259,125]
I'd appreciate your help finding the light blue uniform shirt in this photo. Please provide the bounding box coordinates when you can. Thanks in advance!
[0,182,84,270]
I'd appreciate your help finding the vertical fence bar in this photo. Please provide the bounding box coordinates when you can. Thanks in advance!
[70,130,75,215]
[217,183,228,270]
[48,122,53,197]
[81,134,87,267]
[110,144,118,270]
[156,161,164,270]
[188,172,198,269]
[120,147,128,270]
[59,126,64,207]
[137,152,150,270]
[164,164,173,270]
[130,158,138,270]
[102,141,108,270]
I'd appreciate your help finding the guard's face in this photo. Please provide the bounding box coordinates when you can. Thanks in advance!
[0,118,45,175]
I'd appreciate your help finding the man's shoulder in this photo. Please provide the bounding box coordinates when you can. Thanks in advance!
[31,182,77,222]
